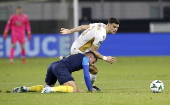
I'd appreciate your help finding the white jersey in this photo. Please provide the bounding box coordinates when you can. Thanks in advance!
[71,23,107,54]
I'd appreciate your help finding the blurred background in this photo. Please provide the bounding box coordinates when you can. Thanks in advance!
[0,0,170,58]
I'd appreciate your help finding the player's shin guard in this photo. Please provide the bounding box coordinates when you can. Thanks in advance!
[53,86,73,93]
[89,73,97,86]
[28,85,44,92]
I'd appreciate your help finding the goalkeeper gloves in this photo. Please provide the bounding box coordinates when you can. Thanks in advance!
[3,31,8,39]
[27,31,31,41]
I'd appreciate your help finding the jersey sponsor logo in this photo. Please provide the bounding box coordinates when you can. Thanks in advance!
[16,22,21,26]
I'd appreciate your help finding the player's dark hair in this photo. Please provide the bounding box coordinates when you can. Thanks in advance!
[17,6,22,9]
[85,51,98,62]
[108,17,120,24]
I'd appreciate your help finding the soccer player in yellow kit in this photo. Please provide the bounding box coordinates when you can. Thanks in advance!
[12,52,97,93]
[60,17,120,91]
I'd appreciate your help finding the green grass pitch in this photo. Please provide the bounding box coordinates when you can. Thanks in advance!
[0,56,170,105]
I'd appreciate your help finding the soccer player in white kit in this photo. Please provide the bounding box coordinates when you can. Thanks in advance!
[60,17,120,91]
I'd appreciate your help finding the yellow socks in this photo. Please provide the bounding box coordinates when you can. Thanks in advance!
[28,85,44,92]
[53,86,73,93]
[27,85,73,93]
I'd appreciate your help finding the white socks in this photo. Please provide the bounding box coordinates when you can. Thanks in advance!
[89,73,97,86]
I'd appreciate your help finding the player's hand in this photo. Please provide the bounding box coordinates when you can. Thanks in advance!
[106,56,116,64]
[78,90,85,92]
[88,90,93,93]
[27,34,31,41]
[60,28,71,34]
[3,31,8,39]
[27,31,31,41]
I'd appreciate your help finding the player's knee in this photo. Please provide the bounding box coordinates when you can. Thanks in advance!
[89,66,98,75]
[90,69,98,75]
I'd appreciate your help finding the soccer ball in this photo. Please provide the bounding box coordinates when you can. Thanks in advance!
[150,80,164,93]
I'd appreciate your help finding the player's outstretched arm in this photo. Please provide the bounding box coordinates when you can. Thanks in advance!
[60,25,89,34]
[82,57,93,92]
[91,44,116,64]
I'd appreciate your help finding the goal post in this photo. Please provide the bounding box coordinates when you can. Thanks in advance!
[73,0,79,40]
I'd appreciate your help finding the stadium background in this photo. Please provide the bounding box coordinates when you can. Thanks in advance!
[0,0,170,57]
[0,1,170,105]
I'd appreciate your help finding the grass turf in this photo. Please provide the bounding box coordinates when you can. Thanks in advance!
[0,57,170,105]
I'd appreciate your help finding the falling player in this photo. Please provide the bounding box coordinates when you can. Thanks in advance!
[3,6,31,64]
[60,17,120,91]
[12,52,97,93]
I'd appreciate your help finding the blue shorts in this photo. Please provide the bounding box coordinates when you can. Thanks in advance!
[45,62,74,85]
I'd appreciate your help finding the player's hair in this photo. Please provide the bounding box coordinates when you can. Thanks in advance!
[108,17,120,24]
[85,51,98,62]
[17,6,22,9]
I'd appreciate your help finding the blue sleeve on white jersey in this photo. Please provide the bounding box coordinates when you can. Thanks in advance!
[82,57,92,90]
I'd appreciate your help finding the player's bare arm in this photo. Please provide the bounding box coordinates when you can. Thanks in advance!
[91,44,116,64]
[60,25,89,34]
